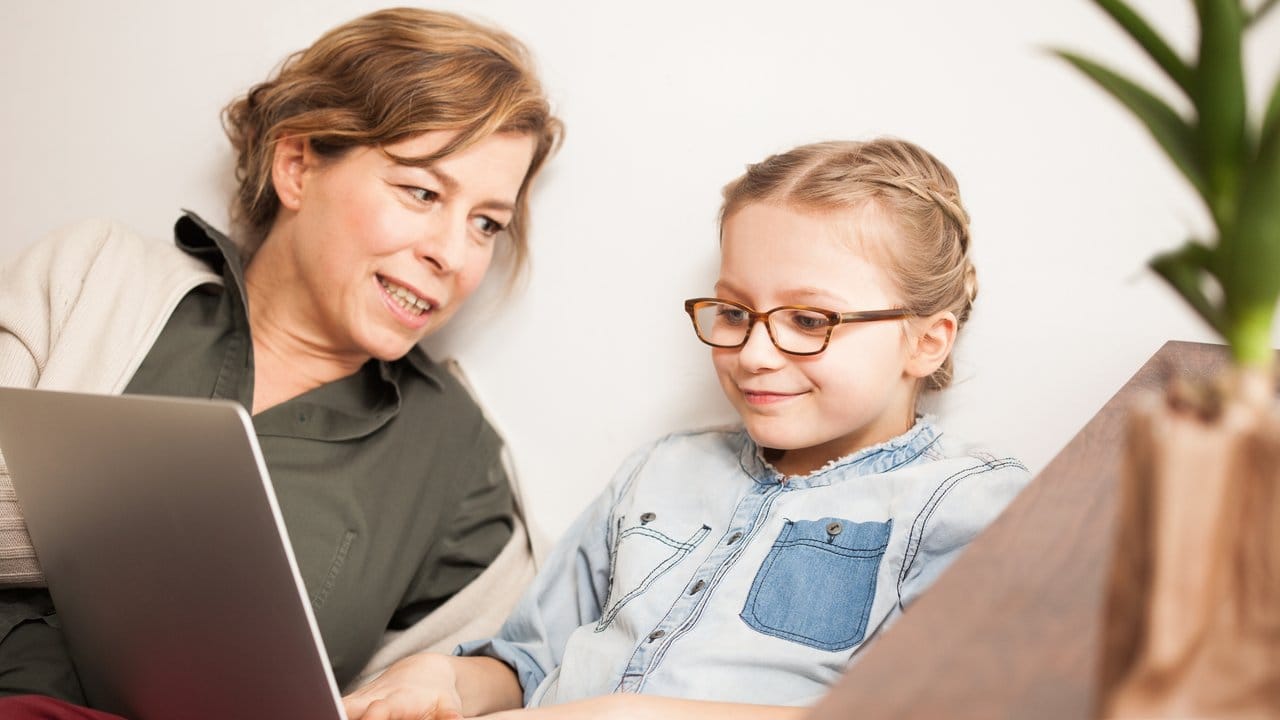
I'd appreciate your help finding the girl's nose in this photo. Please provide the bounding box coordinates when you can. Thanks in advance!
[736,319,786,371]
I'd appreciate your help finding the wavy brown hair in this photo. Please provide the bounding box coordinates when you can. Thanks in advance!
[720,138,976,392]
[222,7,563,272]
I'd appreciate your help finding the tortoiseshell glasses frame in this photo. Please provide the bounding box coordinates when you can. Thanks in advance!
[683,298,910,356]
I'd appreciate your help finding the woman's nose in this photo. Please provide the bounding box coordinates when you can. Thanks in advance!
[418,215,468,273]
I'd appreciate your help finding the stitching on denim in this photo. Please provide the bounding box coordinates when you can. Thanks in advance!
[595,524,711,632]
[895,458,1025,601]
[633,482,787,682]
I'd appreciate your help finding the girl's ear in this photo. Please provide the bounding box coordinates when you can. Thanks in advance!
[905,311,957,379]
[271,135,311,211]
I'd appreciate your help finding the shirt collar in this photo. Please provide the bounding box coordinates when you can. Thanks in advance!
[172,210,444,391]
[737,418,942,489]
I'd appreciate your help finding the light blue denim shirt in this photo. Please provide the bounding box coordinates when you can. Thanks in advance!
[457,419,1030,707]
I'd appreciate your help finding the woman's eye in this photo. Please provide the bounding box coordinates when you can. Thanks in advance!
[404,186,439,203]
[471,215,506,238]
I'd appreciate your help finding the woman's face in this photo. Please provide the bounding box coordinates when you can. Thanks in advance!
[272,130,536,362]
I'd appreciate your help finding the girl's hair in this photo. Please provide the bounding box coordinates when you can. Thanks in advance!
[719,138,977,391]
[222,7,563,273]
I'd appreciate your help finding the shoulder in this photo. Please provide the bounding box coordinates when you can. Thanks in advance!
[396,352,500,448]
[903,425,1030,547]
[8,217,210,286]
[629,424,747,469]
[606,424,749,498]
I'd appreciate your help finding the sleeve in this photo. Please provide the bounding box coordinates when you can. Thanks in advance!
[389,421,515,628]
[454,444,651,706]
[896,457,1031,608]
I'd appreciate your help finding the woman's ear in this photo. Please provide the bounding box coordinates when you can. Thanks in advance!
[271,136,310,211]
[905,311,957,380]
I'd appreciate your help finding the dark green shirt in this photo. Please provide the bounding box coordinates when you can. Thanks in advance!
[121,214,514,687]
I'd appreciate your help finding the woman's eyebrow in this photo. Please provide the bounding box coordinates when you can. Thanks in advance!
[408,164,516,214]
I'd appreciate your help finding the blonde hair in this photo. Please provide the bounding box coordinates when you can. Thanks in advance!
[720,138,977,391]
[222,7,563,273]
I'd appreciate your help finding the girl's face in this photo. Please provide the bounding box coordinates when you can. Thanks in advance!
[270,129,535,362]
[713,202,924,476]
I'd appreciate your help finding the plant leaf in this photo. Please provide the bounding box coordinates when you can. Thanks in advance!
[1263,61,1280,151]
[1149,241,1225,335]
[1055,50,1209,201]
[1092,0,1194,96]
[1193,0,1248,235]
[1246,0,1278,26]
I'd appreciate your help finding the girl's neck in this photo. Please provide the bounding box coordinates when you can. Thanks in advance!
[768,408,917,478]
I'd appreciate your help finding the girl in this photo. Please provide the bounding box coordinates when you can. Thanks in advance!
[345,138,1030,719]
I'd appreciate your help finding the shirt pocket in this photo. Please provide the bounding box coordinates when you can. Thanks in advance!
[595,514,711,631]
[741,517,892,652]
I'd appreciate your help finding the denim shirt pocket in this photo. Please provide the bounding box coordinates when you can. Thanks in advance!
[741,517,892,652]
[595,514,711,632]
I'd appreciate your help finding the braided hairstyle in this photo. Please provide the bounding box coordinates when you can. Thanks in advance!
[719,138,977,391]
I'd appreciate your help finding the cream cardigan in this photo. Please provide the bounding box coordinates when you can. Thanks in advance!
[0,219,537,686]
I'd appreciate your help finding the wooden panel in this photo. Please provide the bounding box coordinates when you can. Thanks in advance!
[805,341,1230,720]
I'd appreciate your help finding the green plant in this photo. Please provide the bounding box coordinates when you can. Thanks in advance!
[1056,0,1280,368]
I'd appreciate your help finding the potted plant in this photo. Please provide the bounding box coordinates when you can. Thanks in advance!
[1056,0,1279,716]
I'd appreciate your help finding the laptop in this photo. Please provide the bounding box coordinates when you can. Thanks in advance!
[0,387,347,720]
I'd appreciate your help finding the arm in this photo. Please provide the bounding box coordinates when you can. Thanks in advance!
[479,694,808,720]
[346,446,652,716]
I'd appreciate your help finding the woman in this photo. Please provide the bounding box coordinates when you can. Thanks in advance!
[0,6,562,711]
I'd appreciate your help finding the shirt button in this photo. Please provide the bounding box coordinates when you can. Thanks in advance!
[648,629,666,642]
[827,522,843,536]
[688,579,706,595]
[640,512,657,524]
[726,532,742,545]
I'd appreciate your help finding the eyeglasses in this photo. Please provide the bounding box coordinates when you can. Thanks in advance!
[683,298,909,356]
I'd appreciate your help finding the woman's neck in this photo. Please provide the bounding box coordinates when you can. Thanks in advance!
[243,236,369,414]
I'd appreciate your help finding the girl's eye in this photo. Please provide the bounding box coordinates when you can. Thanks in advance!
[471,215,506,238]
[405,186,439,203]
[787,311,830,334]
[716,306,749,325]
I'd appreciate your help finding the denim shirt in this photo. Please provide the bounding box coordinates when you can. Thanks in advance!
[457,419,1030,707]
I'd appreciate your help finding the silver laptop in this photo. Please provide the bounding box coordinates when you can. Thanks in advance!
[0,387,347,720]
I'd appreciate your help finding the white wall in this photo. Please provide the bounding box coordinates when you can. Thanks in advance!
[3,1,1278,542]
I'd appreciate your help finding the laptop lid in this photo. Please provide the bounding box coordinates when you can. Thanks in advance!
[0,387,346,720]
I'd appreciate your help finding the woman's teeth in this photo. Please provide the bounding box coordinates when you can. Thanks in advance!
[379,278,432,317]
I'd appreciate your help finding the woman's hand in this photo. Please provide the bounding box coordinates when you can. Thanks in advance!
[343,653,464,720]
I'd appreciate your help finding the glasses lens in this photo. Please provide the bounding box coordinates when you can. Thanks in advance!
[692,302,750,347]
[771,308,832,354]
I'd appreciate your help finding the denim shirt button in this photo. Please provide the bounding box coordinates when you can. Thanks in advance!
[640,512,657,524]
[688,579,705,595]
[826,521,843,536]
[726,532,742,545]
[648,629,666,642]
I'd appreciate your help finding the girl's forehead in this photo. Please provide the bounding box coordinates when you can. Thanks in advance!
[718,205,901,305]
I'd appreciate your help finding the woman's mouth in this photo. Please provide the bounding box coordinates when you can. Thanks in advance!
[377,276,436,324]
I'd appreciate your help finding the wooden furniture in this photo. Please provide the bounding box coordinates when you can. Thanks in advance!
[806,340,1229,720]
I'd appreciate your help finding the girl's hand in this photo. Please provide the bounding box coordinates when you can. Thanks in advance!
[343,653,464,720]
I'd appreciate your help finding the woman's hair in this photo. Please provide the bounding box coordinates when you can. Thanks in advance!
[719,138,977,391]
[222,7,563,272]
